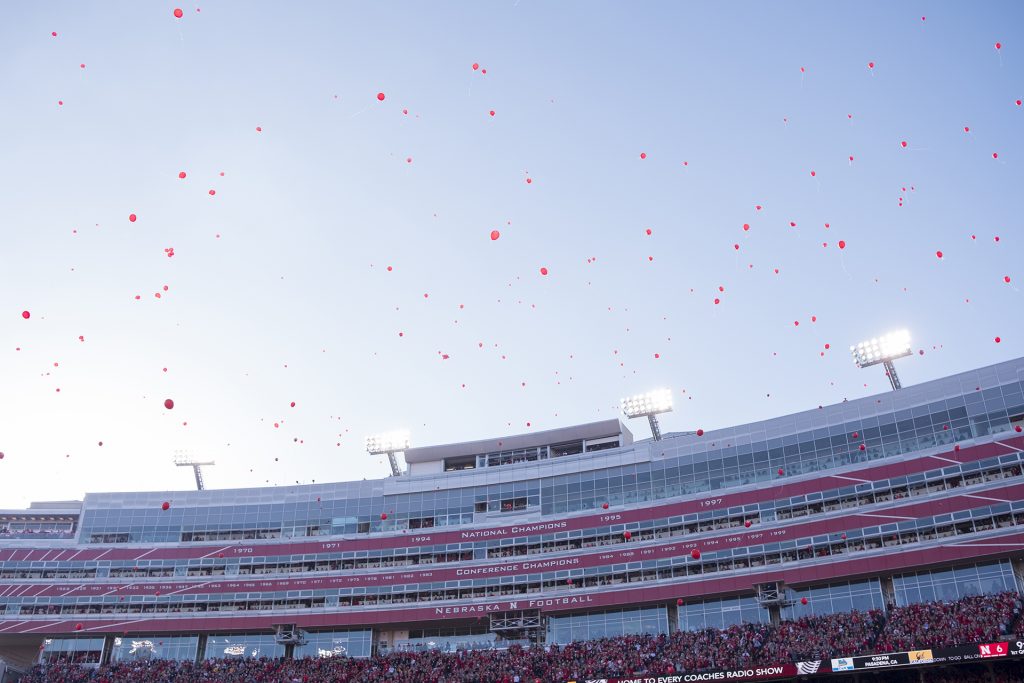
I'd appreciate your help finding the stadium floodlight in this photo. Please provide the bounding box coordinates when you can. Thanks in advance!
[173,451,215,491]
[366,430,410,477]
[621,389,673,441]
[850,329,912,391]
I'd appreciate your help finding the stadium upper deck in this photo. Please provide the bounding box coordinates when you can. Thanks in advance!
[1,357,1023,667]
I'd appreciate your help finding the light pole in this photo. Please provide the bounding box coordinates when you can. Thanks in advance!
[366,431,410,477]
[173,452,215,491]
[850,330,912,391]
[621,389,673,441]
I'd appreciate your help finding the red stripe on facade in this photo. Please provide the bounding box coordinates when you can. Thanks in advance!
[2,529,1022,635]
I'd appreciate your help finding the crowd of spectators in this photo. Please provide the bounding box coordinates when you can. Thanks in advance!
[19,592,1023,683]
[877,591,1022,651]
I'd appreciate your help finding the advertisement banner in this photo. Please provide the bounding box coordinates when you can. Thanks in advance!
[565,662,825,683]
[830,639,1024,671]
[830,652,909,671]
[566,639,1024,683]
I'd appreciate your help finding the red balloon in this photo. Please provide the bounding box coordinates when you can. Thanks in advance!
[639,152,647,159]
[690,549,700,560]
[677,598,684,606]
[380,513,387,520]
[490,230,500,241]
[1005,276,1011,283]
[178,171,186,179]
[936,250,943,259]
[696,429,704,436]
[995,42,1002,50]
[993,152,999,159]
[472,63,479,70]
[646,228,653,235]
[489,110,495,117]
[539,267,548,276]
[778,468,784,475]
[208,189,216,196]
[901,141,908,148]
[75,623,84,631]
[290,401,296,407]
[129,213,137,223]
[742,223,749,231]
[161,501,170,511]
[744,520,752,528]
[623,531,631,540]
[995,337,1002,343]
[0,452,4,460]
[164,399,174,410]
[838,240,846,249]
[173,8,183,18]
[868,62,874,69]
[859,444,866,451]
[376,92,386,101]
[801,597,809,605]
[21,311,30,319]
[602,502,609,509]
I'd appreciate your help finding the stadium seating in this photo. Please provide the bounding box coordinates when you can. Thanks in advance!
[21,592,1024,682]
[877,591,1023,651]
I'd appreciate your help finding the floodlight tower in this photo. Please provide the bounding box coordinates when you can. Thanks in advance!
[621,389,673,441]
[173,452,216,491]
[850,330,913,391]
[366,431,410,477]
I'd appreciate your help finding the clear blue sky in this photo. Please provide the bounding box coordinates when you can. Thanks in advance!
[1,2,1021,507]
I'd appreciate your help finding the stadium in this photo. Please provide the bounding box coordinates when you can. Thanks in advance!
[2,355,1024,682]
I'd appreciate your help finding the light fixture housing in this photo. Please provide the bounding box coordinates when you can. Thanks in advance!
[850,330,912,368]
[621,389,673,418]
[365,431,411,455]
